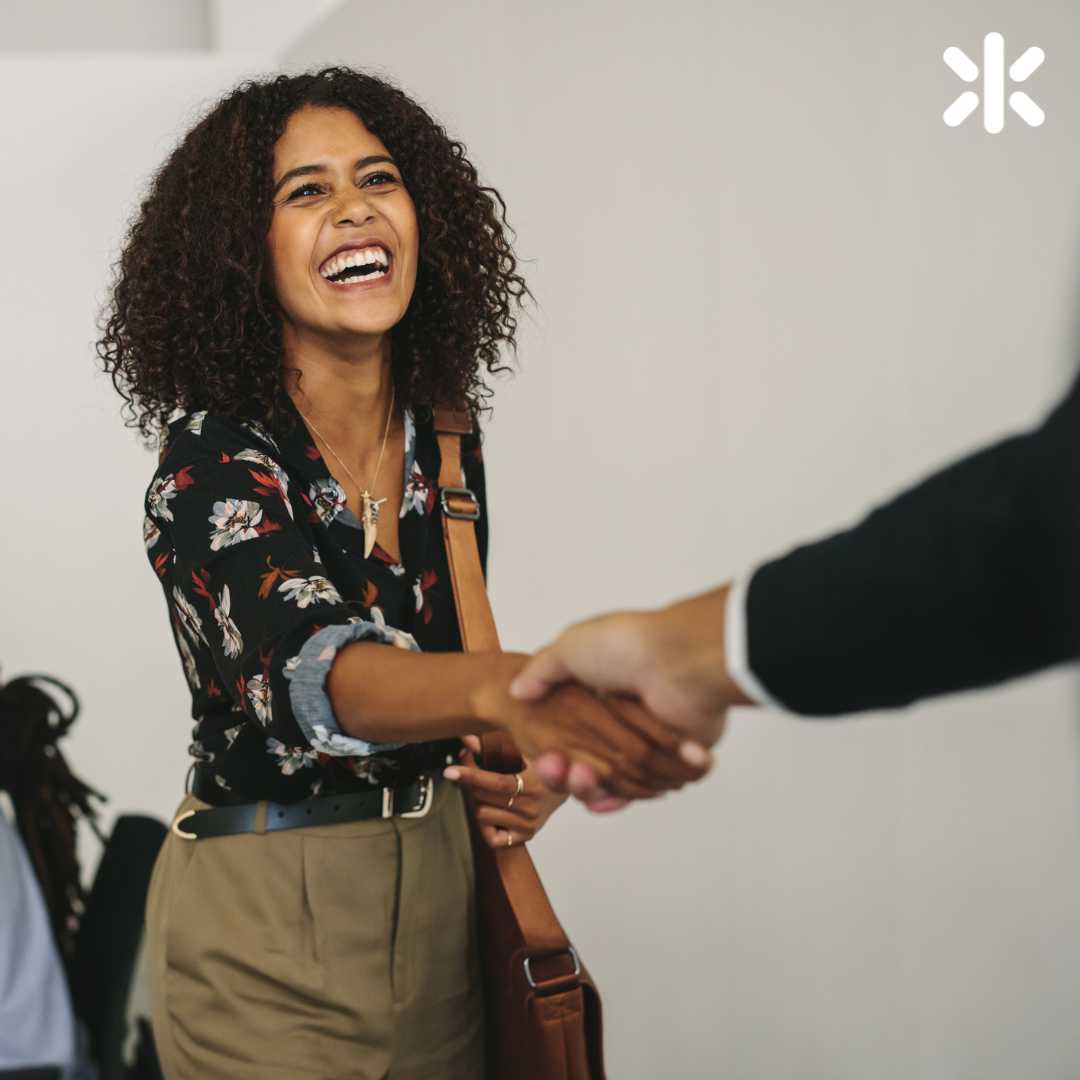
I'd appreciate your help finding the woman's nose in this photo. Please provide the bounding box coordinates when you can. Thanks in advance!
[333,188,377,226]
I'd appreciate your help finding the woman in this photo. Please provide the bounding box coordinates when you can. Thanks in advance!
[98,66,703,1079]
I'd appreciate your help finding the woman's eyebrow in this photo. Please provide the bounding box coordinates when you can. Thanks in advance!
[272,154,397,196]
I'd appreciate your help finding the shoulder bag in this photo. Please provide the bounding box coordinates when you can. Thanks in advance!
[433,406,606,1080]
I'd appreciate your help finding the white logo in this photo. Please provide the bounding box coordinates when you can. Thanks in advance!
[943,32,1045,132]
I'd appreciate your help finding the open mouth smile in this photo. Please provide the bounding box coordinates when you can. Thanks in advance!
[318,244,393,290]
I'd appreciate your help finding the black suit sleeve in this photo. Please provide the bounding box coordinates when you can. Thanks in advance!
[745,374,1080,715]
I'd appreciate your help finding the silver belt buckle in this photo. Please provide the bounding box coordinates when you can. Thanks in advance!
[382,774,435,819]
[171,809,197,840]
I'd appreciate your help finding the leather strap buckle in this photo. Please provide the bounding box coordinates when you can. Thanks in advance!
[440,486,481,521]
[524,945,581,991]
[382,775,435,819]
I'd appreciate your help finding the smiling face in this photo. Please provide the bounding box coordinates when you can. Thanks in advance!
[266,105,419,355]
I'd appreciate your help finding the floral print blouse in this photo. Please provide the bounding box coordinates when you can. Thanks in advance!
[142,397,488,803]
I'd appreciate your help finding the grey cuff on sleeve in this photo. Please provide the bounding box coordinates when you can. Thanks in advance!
[284,615,421,757]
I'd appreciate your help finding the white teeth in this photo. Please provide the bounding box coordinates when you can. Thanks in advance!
[320,245,391,278]
[325,265,389,286]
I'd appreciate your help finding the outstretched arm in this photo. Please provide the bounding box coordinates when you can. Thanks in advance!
[327,642,712,801]
[512,373,1080,803]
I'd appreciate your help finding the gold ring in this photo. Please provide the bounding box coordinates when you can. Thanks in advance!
[505,830,514,847]
[506,772,525,809]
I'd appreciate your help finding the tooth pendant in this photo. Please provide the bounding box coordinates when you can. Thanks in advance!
[360,491,388,558]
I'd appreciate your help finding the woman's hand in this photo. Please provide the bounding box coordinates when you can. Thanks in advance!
[469,654,712,801]
[444,735,568,848]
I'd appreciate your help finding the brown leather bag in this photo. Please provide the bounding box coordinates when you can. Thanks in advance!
[433,406,606,1080]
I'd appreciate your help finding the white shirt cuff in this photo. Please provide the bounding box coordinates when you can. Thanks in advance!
[725,571,787,710]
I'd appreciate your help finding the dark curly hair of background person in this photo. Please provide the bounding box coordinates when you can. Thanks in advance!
[97,66,531,447]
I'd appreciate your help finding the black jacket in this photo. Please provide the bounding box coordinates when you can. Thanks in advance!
[746,373,1080,714]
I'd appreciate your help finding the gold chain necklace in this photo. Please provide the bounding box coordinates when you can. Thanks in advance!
[295,386,396,559]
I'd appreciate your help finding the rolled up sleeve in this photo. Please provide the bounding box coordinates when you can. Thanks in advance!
[285,616,418,756]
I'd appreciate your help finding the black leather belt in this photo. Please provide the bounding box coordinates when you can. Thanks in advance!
[171,775,437,840]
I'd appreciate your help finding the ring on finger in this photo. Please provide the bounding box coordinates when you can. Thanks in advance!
[505,829,514,847]
[506,772,525,809]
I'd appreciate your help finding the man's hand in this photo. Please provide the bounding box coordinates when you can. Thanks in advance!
[508,584,754,806]
[470,654,711,801]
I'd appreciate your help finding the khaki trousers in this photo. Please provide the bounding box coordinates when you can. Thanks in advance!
[145,779,485,1080]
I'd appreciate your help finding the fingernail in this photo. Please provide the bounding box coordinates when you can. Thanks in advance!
[679,741,711,769]
[508,677,525,698]
[443,767,461,781]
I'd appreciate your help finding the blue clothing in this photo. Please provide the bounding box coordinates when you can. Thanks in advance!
[0,812,77,1073]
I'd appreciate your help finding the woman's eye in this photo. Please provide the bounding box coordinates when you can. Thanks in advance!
[362,171,400,187]
[287,182,324,200]
[285,172,401,202]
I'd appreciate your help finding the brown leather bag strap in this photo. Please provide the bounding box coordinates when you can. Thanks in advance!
[431,407,502,653]
[432,406,521,771]
[433,406,578,961]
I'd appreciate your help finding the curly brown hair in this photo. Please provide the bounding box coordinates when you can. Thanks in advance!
[97,65,531,446]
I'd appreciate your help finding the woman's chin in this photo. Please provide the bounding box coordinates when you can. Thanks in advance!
[337,317,402,341]
[328,295,408,334]
[311,307,406,342]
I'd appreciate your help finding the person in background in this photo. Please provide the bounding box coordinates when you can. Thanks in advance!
[511,371,1080,809]
[0,810,81,1079]
[0,673,99,1079]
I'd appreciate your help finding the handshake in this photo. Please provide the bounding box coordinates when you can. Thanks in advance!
[462,583,754,815]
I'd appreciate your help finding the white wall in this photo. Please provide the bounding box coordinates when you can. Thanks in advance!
[0,51,274,830]
[3,1,1080,1077]
[0,0,341,53]
[299,3,1080,1078]
[0,2,214,51]
[210,0,342,55]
